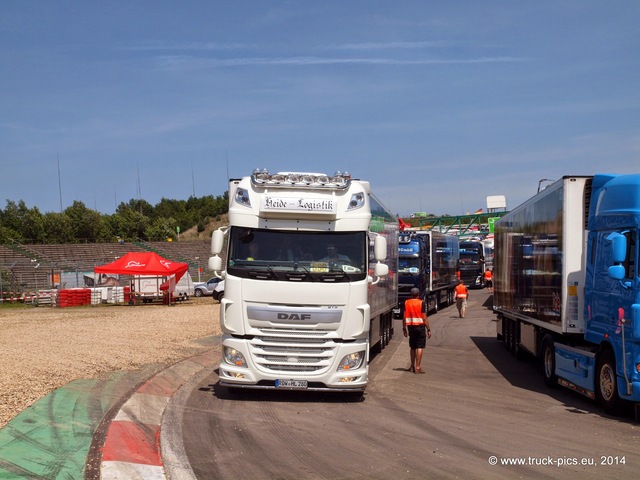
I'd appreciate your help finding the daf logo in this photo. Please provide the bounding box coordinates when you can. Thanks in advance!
[277,313,311,321]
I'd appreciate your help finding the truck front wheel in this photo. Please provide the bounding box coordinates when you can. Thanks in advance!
[541,336,557,388]
[596,349,622,414]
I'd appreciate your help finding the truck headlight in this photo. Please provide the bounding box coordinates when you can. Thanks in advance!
[337,351,365,371]
[224,347,247,367]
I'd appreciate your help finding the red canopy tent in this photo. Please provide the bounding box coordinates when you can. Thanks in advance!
[94,252,189,281]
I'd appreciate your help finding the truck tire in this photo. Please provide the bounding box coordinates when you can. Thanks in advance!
[509,319,518,356]
[383,312,391,346]
[541,336,557,388]
[374,337,383,354]
[370,325,383,355]
[382,316,389,347]
[384,324,389,347]
[496,314,504,341]
[596,349,622,414]
[511,321,525,360]
[504,318,512,352]
[505,319,518,355]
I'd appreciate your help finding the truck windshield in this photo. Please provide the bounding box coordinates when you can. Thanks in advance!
[398,258,420,274]
[227,228,367,281]
[459,243,482,265]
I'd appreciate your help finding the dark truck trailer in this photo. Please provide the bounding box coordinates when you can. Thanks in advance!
[494,174,640,415]
[458,240,486,288]
[395,230,459,316]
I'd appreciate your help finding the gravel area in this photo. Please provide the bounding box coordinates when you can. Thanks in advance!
[0,298,221,429]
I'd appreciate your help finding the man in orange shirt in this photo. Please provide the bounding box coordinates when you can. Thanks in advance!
[454,279,469,318]
[402,288,432,374]
[484,267,493,294]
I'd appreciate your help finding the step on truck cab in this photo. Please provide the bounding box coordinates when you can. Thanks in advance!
[208,170,398,393]
[494,174,640,415]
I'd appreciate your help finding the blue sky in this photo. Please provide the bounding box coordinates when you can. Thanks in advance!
[1,1,638,217]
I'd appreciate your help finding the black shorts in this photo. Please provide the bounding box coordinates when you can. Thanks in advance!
[407,325,427,349]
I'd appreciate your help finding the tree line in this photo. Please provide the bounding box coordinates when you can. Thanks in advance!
[0,193,228,244]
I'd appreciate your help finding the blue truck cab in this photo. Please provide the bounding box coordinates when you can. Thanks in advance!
[494,174,640,415]
[584,174,640,412]
[395,230,458,316]
[396,232,429,317]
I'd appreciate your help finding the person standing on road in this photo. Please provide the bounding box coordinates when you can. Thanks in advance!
[484,268,493,294]
[454,279,469,318]
[402,287,431,374]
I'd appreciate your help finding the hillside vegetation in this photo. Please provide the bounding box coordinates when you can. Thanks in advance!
[0,194,228,244]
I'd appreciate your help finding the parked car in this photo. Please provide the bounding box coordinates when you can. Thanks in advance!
[212,279,224,301]
[193,277,223,297]
[134,273,195,303]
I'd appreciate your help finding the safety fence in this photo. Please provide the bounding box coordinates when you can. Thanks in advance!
[0,290,56,306]
[0,287,132,307]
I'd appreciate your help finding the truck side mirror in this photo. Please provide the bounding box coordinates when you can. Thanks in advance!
[208,255,222,272]
[374,262,389,277]
[608,264,625,280]
[606,232,627,264]
[211,228,225,255]
[368,262,389,285]
[374,236,387,261]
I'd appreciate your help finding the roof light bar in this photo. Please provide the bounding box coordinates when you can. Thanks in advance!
[251,169,352,189]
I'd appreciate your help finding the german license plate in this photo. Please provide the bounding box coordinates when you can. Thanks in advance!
[275,379,308,389]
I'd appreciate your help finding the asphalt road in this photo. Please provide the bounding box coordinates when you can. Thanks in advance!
[164,291,639,480]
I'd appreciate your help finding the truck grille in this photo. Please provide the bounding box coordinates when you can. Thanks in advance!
[249,328,337,373]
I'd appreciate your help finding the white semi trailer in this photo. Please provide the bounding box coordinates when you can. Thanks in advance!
[494,174,640,414]
[208,170,398,393]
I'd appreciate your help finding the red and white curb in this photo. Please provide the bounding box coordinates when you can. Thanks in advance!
[100,350,215,479]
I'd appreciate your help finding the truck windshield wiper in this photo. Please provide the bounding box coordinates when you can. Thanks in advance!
[318,272,347,282]
[285,264,311,281]
[247,264,278,280]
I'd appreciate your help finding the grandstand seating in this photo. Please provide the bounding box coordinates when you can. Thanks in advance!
[0,239,216,293]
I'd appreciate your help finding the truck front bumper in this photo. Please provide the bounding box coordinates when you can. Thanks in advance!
[218,336,368,392]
